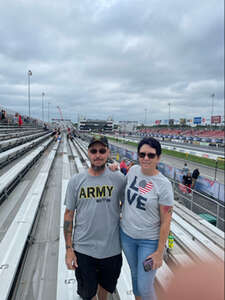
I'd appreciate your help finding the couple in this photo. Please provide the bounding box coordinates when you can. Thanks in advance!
[64,135,173,300]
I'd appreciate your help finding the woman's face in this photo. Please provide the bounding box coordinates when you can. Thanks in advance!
[138,144,160,171]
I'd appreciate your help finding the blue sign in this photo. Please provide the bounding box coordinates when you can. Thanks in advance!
[193,117,202,124]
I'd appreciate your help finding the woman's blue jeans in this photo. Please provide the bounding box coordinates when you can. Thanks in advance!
[120,229,158,300]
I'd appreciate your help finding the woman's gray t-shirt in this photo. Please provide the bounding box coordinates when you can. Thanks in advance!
[64,168,125,258]
[121,165,174,240]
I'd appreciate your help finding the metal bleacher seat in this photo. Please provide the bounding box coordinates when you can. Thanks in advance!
[0,141,59,300]
[0,131,48,152]
[57,138,81,300]
[0,139,52,198]
[68,139,86,173]
[0,133,52,166]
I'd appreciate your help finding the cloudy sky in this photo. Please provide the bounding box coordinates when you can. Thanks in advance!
[0,0,224,124]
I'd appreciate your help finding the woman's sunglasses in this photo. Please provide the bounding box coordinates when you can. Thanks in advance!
[89,148,107,154]
[138,152,157,159]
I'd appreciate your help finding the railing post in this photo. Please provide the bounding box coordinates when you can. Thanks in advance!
[216,202,220,228]
[190,188,193,211]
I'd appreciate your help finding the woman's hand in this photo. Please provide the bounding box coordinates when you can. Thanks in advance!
[146,250,163,270]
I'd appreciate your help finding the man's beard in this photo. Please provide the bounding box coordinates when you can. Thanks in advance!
[91,163,106,171]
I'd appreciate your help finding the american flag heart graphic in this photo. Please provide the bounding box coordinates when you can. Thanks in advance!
[138,180,153,194]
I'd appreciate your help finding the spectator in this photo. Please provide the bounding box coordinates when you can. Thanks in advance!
[182,162,189,175]
[120,158,128,175]
[67,127,72,139]
[14,113,18,124]
[43,123,48,131]
[18,114,23,127]
[183,172,192,193]
[192,168,200,188]
[1,110,6,122]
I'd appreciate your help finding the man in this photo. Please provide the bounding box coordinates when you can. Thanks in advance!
[64,136,125,300]
[192,168,200,188]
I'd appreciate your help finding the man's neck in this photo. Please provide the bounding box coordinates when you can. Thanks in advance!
[88,167,106,176]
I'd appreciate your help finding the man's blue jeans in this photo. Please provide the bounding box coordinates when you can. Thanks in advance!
[120,229,158,300]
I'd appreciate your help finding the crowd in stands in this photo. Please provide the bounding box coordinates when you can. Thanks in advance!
[137,127,224,141]
[181,163,200,193]
[0,106,43,128]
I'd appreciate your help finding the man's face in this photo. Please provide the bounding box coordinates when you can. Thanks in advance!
[88,142,109,170]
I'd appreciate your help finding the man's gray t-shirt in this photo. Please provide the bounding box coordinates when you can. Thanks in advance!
[64,168,125,259]
[121,165,174,240]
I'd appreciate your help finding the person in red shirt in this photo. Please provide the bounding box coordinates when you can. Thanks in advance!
[18,115,23,127]
[120,159,128,175]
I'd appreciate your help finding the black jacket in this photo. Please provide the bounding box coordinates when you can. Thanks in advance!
[192,169,200,179]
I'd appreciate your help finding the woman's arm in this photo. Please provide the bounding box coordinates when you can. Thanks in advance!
[146,205,173,270]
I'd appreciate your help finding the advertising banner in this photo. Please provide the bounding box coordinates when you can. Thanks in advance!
[155,120,161,125]
[164,164,175,178]
[218,183,225,203]
[179,118,186,125]
[211,115,221,124]
[195,176,220,200]
[193,117,202,124]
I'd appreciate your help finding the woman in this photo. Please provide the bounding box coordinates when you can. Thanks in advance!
[120,137,174,300]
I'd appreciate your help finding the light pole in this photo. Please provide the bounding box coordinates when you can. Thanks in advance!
[214,159,218,181]
[211,93,215,126]
[42,92,45,122]
[27,70,32,118]
[48,102,50,123]
[168,103,171,125]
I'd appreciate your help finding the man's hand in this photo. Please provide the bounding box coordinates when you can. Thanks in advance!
[108,163,119,171]
[65,248,78,269]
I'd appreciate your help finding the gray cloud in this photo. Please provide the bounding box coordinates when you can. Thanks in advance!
[0,0,224,123]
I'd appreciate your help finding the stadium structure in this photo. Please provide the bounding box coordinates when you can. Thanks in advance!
[78,118,113,132]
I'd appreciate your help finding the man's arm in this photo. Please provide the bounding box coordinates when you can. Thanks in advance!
[63,208,78,269]
[146,205,173,270]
